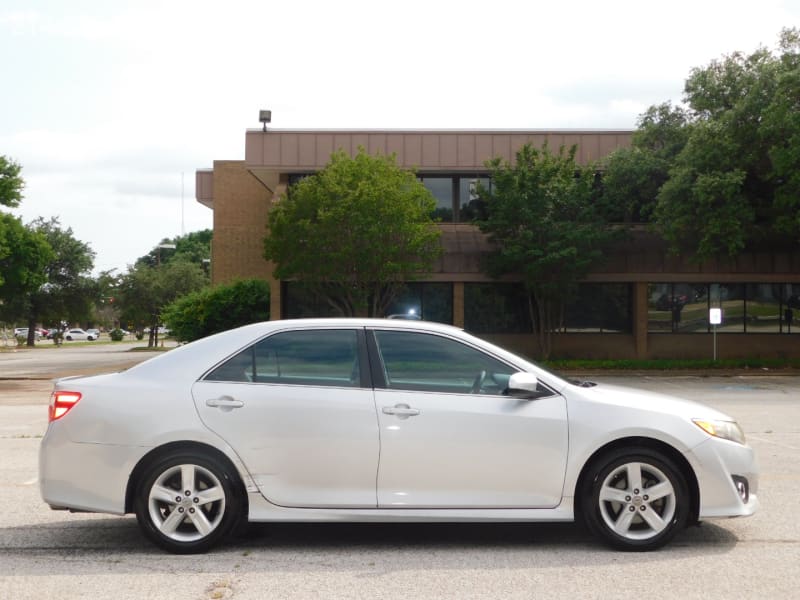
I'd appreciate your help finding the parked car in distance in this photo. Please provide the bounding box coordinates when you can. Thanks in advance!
[40,318,758,554]
[143,326,170,335]
[63,328,98,341]
[86,329,101,339]
[14,328,41,340]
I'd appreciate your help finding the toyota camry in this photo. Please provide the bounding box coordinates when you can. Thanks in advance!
[40,319,758,553]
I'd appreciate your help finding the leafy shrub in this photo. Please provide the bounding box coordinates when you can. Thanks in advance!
[162,278,270,342]
[109,328,125,341]
[135,331,144,340]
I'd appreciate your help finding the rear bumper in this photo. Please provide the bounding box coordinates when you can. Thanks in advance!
[39,423,145,515]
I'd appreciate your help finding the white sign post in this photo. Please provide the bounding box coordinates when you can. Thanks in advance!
[709,308,722,361]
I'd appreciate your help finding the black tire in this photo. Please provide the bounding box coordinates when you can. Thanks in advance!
[65,336,72,341]
[133,451,243,554]
[580,447,689,551]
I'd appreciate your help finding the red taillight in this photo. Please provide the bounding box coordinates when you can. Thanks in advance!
[49,391,82,422]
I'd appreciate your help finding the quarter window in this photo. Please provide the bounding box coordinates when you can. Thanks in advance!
[205,329,361,387]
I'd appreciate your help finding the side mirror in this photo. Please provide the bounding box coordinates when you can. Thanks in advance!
[507,372,540,400]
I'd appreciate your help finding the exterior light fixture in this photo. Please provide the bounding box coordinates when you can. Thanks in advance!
[259,110,272,132]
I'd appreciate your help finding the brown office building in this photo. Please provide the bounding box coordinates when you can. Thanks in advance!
[196,128,800,360]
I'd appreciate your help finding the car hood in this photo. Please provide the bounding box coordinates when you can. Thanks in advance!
[570,381,735,422]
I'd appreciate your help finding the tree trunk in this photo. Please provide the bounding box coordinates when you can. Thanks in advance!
[26,316,37,347]
[528,291,553,360]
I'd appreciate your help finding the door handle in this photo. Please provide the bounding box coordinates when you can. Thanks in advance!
[205,396,244,409]
[382,404,420,418]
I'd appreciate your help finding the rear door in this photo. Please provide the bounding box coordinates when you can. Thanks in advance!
[192,327,380,508]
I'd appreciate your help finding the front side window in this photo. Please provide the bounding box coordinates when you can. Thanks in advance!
[205,329,361,387]
[373,330,517,395]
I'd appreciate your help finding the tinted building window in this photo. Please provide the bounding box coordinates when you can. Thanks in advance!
[746,283,781,333]
[420,177,454,222]
[649,282,800,334]
[562,284,631,333]
[384,283,453,323]
[465,283,532,334]
[648,283,709,333]
[458,177,490,222]
[710,283,744,332]
[283,282,341,319]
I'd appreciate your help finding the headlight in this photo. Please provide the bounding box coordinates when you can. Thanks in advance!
[692,418,746,445]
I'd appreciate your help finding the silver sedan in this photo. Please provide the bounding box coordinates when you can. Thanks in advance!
[39,319,758,553]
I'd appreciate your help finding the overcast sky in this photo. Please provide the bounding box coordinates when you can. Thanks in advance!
[1,0,798,275]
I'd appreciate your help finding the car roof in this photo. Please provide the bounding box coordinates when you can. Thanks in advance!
[121,319,468,380]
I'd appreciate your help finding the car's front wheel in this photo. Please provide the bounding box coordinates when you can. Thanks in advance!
[133,451,243,554]
[580,447,689,551]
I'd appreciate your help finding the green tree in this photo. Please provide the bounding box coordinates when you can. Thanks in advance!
[22,218,97,345]
[118,260,207,347]
[599,103,690,223]
[632,29,800,259]
[263,148,441,317]
[0,156,24,207]
[162,278,270,342]
[135,229,213,270]
[93,269,122,330]
[0,214,54,331]
[763,28,800,236]
[476,143,616,359]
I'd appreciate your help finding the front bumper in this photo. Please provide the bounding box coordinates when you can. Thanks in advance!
[687,436,759,519]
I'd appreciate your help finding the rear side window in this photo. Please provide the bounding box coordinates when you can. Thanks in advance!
[205,329,361,388]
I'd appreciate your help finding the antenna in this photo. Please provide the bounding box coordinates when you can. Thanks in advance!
[181,172,185,236]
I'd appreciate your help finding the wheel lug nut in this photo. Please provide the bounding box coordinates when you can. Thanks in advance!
[625,496,631,502]
[633,489,640,494]
[640,506,646,511]
[175,496,182,503]
[643,495,649,501]
[629,506,636,512]
[189,508,195,514]
[185,490,191,496]
[193,497,199,503]
[178,507,184,513]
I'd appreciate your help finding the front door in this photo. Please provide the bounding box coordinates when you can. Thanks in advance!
[370,329,568,509]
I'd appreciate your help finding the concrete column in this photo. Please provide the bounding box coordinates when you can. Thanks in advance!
[453,282,465,328]
[270,279,282,321]
[634,281,648,359]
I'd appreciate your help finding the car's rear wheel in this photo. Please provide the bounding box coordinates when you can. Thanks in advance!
[133,451,243,554]
[580,447,689,551]
[65,336,72,341]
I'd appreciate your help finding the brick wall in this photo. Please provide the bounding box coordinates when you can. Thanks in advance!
[211,160,275,285]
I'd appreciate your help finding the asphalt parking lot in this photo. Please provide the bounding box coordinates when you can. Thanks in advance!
[1,344,799,599]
